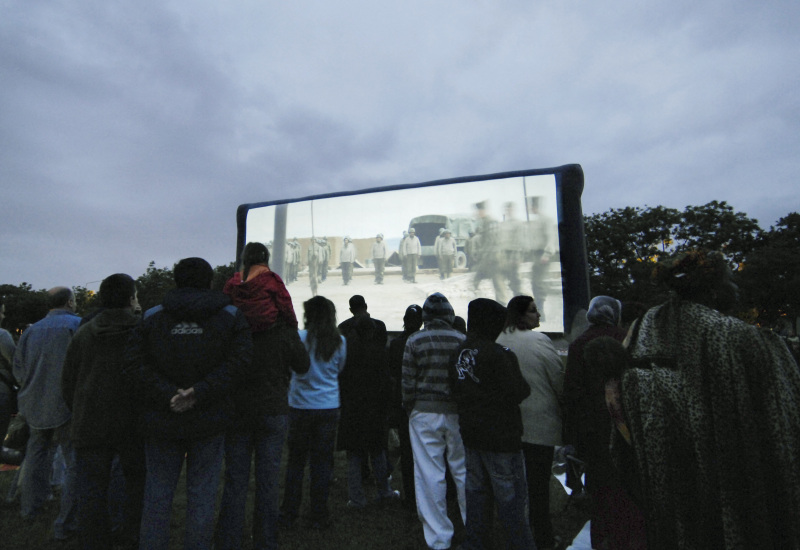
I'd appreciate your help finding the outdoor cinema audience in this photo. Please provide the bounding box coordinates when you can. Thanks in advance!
[2,246,799,550]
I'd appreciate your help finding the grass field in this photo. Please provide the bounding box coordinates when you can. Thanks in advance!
[0,449,589,550]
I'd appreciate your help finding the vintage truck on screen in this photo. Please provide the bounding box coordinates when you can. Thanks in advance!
[408,214,475,269]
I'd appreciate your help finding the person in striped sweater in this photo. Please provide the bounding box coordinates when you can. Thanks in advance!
[401,293,467,550]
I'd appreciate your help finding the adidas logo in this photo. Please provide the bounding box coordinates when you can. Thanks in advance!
[171,322,203,335]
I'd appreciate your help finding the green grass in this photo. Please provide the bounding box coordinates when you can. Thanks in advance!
[0,449,589,549]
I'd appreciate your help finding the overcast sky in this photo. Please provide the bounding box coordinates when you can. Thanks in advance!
[2,0,798,291]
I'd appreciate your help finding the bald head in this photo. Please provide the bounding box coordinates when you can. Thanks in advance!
[48,287,76,311]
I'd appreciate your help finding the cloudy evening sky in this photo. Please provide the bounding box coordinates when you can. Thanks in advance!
[1,0,798,290]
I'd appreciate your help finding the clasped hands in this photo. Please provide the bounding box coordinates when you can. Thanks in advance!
[170,387,196,413]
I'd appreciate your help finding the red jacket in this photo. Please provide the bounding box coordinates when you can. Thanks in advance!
[223,266,298,332]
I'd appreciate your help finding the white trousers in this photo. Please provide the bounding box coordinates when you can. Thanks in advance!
[408,410,467,550]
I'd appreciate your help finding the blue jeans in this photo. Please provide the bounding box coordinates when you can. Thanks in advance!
[347,450,393,506]
[216,415,288,550]
[462,447,536,550]
[21,424,78,539]
[140,434,225,550]
[280,408,339,524]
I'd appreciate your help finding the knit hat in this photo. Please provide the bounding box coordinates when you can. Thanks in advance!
[467,298,506,341]
[586,296,622,327]
[422,292,455,326]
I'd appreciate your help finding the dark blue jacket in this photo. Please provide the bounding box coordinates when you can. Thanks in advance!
[125,288,253,440]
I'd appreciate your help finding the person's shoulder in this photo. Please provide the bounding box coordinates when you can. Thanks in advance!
[71,320,94,341]
[50,310,81,329]
[496,342,520,363]
[142,304,164,321]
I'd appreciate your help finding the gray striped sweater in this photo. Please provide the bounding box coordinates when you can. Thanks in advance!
[401,320,466,414]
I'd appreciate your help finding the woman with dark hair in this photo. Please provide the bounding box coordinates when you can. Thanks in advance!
[280,296,346,530]
[563,294,646,550]
[616,250,800,549]
[496,295,563,550]
[216,242,310,550]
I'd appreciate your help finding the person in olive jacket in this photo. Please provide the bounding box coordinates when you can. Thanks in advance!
[62,273,144,549]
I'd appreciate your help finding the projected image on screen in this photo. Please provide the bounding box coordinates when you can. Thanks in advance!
[240,171,573,334]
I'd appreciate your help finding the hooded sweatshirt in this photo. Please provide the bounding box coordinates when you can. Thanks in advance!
[124,287,253,440]
[62,308,141,448]
[450,298,530,452]
[402,293,465,413]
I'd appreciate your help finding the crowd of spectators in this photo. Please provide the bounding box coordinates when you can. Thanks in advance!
[1,246,799,550]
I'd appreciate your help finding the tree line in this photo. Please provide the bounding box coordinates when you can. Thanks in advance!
[0,261,235,337]
[2,201,798,335]
[585,200,799,328]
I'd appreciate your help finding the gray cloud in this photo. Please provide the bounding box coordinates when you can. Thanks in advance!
[1,0,798,289]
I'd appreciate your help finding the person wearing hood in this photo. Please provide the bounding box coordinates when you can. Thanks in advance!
[62,273,144,549]
[216,242,309,550]
[451,298,534,550]
[125,257,252,550]
[562,296,635,550]
[401,292,466,550]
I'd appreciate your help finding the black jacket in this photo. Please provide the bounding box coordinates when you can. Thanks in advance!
[450,298,530,452]
[124,288,253,440]
[450,334,530,452]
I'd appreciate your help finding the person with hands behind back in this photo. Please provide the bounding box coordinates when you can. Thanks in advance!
[125,257,253,550]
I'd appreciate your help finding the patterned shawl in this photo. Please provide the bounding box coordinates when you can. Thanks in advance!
[622,297,800,550]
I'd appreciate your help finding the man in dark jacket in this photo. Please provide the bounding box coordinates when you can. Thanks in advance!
[62,273,144,549]
[451,298,534,550]
[125,258,252,550]
[338,295,387,347]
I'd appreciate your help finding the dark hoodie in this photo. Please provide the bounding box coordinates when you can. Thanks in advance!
[450,298,531,452]
[62,307,141,448]
[124,288,253,440]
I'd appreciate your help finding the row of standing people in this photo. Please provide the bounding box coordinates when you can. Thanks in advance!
[12,246,797,550]
[3,249,304,549]
[396,291,564,550]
